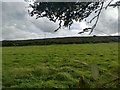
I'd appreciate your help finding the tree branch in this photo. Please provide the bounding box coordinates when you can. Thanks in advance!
[54,20,62,32]
[105,0,114,9]
[89,2,104,35]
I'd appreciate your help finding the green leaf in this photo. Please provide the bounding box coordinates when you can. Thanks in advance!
[90,63,99,81]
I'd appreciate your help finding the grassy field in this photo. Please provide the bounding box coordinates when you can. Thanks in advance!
[2,43,119,88]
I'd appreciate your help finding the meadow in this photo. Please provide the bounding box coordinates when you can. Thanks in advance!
[2,43,119,88]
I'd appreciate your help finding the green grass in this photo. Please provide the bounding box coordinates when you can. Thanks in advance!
[2,43,119,88]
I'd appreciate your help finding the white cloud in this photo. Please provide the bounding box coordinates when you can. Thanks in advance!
[2,0,24,2]
[0,1,2,41]
[111,32,120,36]
[85,5,118,35]
[1,1,119,41]
[2,25,40,40]
[28,17,59,33]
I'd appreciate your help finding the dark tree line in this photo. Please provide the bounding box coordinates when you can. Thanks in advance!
[2,36,120,46]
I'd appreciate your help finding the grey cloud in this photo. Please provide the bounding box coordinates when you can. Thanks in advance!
[96,7,118,35]
[2,2,27,22]
[118,7,120,33]
[29,17,59,33]
[2,2,48,40]
[1,1,119,40]
[0,2,2,41]
[2,25,40,40]
[2,2,82,40]
[2,2,63,40]
[85,6,118,36]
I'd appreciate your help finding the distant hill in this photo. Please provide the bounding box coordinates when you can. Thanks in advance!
[1,36,120,46]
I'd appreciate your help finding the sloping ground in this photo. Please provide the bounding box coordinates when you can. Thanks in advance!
[2,36,120,46]
[2,43,119,88]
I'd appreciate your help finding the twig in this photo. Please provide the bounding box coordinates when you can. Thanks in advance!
[89,15,98,23]
[109,1,120,7]
[78,28,91,34]
[89,2,104,35]
[54,20,62,32]
[105,0,114,9]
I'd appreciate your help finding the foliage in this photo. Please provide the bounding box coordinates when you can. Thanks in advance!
[90,63,99,81]
[26,0,120,34]
[29,2,100,31]
[2,43,119,88]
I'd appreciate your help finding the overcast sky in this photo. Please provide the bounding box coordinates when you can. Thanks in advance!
[0,0,119,41]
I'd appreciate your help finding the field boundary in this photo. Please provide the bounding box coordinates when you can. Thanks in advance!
[1,36,120,46]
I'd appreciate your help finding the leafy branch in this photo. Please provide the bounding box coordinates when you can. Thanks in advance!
[25,0,120,34]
